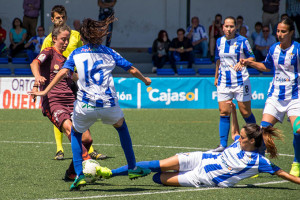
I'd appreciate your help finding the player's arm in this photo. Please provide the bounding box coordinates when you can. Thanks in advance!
[30,59,46,86]
[28,68,69,96]
[240,59,270,72]
[214,60,220,87]
[275,169,300,184]
[228,101,240,140]
[128,66,151,86]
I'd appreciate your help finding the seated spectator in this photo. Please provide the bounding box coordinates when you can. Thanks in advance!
[169,28,193,73]
[239,25,248,38]
[73,19,81,32]
[254,25,276,61]
[186,16,208,58]
[9,18,27,60]
[236,15,249,38]
[209,14,224,60]
[151,30,171,73]
[24,26,45,62]
[0,18,7,56]
[251,22,262,46]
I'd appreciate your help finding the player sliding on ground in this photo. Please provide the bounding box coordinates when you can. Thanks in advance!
[29,16,152,191]
[96,101,300,188]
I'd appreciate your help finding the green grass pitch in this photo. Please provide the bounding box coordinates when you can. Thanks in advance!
[0,109,299,200]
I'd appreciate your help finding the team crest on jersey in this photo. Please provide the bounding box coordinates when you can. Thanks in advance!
[53,64,60,73]
[38,54,46,62]
[289,52,294,59]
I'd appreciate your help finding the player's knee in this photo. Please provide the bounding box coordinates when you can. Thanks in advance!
[113,117,125,128]
[293,117,300,134]
[152,172,162,184]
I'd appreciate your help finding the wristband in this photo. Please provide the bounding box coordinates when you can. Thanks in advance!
[33,85,39,88]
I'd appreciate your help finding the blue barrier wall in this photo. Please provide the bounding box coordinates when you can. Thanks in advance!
[114,77,272,109]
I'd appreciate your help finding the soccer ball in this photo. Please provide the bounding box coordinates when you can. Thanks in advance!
[82,159,101,183]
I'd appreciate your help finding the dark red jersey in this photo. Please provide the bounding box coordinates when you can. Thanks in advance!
[34,47,75,114]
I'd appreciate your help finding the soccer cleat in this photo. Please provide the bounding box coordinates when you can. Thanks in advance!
[209,145,226,152]
[70,175,86,191]
[89,150,108,160]
[54,150,64,160]
[96,166,112,179]
[250,174,259,178]
[289,162,300,177]
[63,170,76,182]
[128,166,151,180]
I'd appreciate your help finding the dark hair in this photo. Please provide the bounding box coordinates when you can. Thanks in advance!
[279,17,295,32]
[177,28,185,35]
[262,25,270,30]
[224,16,236,25]
[52,24,71,41]
[237,15,243,20]
[191,16,199,22]
[12,18,23,29]
[281,13,288,19]
[37,26,44,31]
[157,30,169,42]
[243,124,282,159]
[80,16,116,45]
[255,22,263,27]
[51,5,67,18]
[215,14,222,19]
[0,18,2,24]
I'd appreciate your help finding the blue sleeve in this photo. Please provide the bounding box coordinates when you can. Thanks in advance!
[214,38,221,62]
[63,51,75,72]
[243,39,255,58]
[111,49,132,71]
[262,43,277,70]
[234,135,240,141]
[258,156,281,174]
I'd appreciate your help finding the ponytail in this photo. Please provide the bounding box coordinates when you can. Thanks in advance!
[262,126,283,159]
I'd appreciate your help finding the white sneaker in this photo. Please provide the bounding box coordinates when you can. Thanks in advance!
[208,145,226,152]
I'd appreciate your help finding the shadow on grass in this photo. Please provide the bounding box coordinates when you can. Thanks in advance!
[233,185,296,190]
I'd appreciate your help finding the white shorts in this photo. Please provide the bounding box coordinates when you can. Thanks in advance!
[217,79,252,102]
[263,97,300,122]
[72,100,124,133]
[177,152,209,187]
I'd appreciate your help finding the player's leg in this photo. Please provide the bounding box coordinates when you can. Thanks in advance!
[88,145,108,160]
[237,101,256,124]
[289,107,300,177]
[53,126,64,160]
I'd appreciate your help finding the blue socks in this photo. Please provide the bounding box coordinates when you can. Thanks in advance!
[244,113,256,124]
[71,127,84,176]
[153,173,162,184]
[111,160,160,177]
[219,116,230,148]
[115,120,136,169]
[293,132,300,163]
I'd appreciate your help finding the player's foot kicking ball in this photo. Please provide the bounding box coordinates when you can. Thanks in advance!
[70,175,86,191]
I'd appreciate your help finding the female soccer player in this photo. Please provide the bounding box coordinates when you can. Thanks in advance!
[29,17,152,190]
[96,102,300,188]
[241,18,300,177]
[213,16,256,152]
[30,24,93,180]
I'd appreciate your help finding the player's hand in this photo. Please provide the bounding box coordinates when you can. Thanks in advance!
[30,86,38,102]
[35,76,46,86]
[144,77,151,86]
[27,90,47,97]
[233,61,245,71]
[214,78,218,87]
[226,100,236,111]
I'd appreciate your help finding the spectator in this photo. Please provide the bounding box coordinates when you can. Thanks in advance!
[151,30,170,73]
[186,16,208,58]
[239,25,248,38]
[169,28,193,73]
[73,19,81,32]
[262,0,280,31]
[9,18,27,60]
[286,0,300,40]
[98,0,117,47]
[0,18,7,56]
[251,22,263,46]
[236,15,249,38]
[254,25,276,61]
[209,14,224,60]
[24,25,45,62]
[23,0,40,41]
[273,14,289,37]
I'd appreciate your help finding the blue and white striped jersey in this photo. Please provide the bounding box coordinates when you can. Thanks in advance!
[199,138,280,187]
[63,44,132,107]
[215,34,255,87]
[263,41,300,100]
